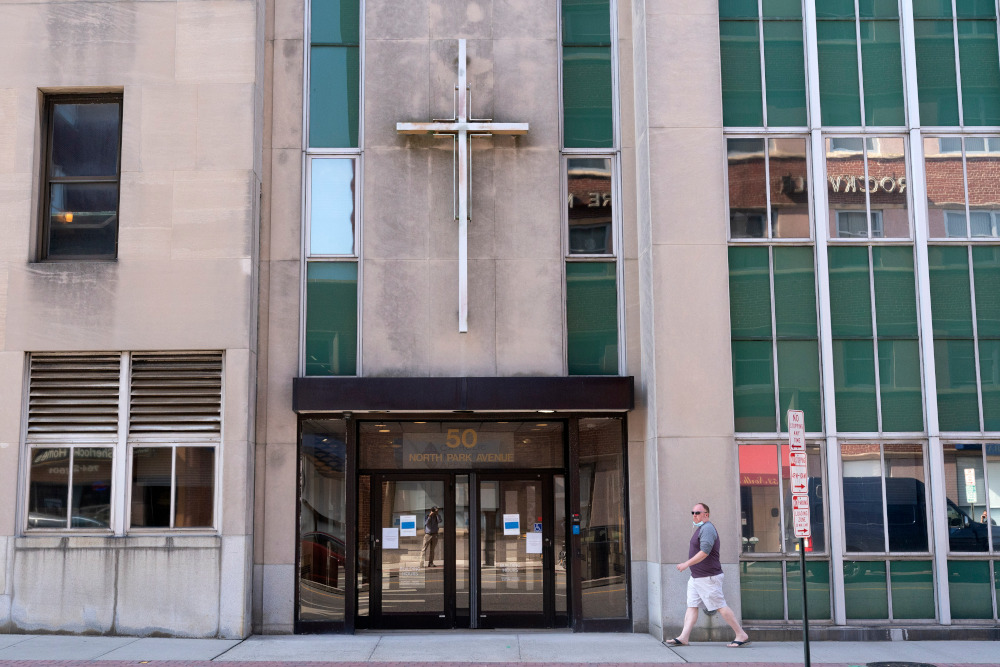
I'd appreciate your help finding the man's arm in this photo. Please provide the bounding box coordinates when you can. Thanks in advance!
[676,550,708,572]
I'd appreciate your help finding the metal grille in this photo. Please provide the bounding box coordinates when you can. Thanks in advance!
[27,354,122,437]
[128,353,222,436]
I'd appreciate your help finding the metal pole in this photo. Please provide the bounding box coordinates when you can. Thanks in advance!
[800,537,811,667]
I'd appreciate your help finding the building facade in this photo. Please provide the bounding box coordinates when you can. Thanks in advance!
[1,0,999,641]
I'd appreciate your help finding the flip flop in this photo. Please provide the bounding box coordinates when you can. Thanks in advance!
[727,639,751,648]
[664,638,686,647]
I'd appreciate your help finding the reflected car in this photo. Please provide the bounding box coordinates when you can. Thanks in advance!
[301,531,346,587]
[27,512,110,529]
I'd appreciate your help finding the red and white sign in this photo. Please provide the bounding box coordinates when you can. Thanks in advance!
[792,493,811,538]
[789,451,808,495]
[787,410,805,452]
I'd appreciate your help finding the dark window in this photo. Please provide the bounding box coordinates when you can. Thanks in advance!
[41,95,123,260]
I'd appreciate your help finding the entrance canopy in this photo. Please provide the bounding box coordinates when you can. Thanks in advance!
[293,376,634,413]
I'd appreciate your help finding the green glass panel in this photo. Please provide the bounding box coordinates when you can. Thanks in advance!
[762,0,801,18]
[309,46,360,148]
[778,340,822,432]
[563,46,613,148]
[816,0,855,19]
[934,339,981,431]
[732,341,777,432]
[739,561,784,619]
[948,560,994,619]
[786,560,832,620]
[913,0,952,18]
[306,262,358,376]
[719,0,759,19]
[566,262,618,375]
[844,560,888,619]
[829,246,872,338]
[957,0,997,18]
[958,21,1000,126]
[879,340,925,432]
[859,0,899,19]
[763,20,808,126]
[890,560,935,619]
[928,245,973,338]
[773,246,817,338]
[720,21,764,126]
[729,247,773,339]
[311,0,360,44]
[818,20,862,126]
[562,0,611,45]
[873,246,918,338]
[978,339,1000,430]
[995,561,1000,603]
[973,246,1000,337]
[833,339,878,432]
[914,20,961,126]
[862,21,906,126]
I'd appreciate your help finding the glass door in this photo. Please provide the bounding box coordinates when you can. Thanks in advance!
[477,474,558,627]
[369,475,453,628]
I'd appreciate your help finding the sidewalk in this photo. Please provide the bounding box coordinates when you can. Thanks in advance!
[0,632,996,665]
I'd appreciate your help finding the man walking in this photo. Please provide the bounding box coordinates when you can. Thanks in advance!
[422,506,440,567]
[665,502,750,648]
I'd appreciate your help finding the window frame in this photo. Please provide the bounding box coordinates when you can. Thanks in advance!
[38,93,124,261]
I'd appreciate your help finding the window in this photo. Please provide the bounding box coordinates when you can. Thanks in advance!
[304,157,358,376]
[926,136,1000,239]
[561,0,614,148]
[719,0,807,127]
[24,353,222,533]
[565,158,618,375]
[816,1,905,126]
[303,0,362,376]
[309,0,360,148]
[828,246,923,433]
[914,1,1000,126]
[562,2,621,376]
[40,94,122,260]
[728,137,810,239]
[840,442,933,621]
[826,136,910,239]
[729,245,822,433]
[928,246,1000,431]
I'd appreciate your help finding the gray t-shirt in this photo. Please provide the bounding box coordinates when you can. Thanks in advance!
[698,521,719,555]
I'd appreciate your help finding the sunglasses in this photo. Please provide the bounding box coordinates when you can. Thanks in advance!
[691,511,706,515]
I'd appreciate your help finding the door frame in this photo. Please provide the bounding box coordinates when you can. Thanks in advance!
[368,472,455,629]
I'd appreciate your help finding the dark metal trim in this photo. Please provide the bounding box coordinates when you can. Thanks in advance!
[293,376,634,412]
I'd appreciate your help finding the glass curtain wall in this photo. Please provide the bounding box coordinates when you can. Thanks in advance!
[723,0,1000,625]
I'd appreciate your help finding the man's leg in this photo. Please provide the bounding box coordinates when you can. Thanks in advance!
[422,534,432,565]
[717,606,749,643]
[675,606,699,644]
[428,534,438,566]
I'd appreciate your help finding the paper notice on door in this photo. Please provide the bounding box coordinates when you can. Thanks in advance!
[382,527,399,549]
[503,513,520,536]
[526,531,543,554]
[399,515,417,537]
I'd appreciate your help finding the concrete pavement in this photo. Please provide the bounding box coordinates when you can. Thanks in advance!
[0,632,996,665]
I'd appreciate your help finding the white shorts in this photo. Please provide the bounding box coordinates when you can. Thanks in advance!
[686,573,727,611]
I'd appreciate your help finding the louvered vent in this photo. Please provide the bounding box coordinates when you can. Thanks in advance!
[27,354,122,438]
[129,353,223,437]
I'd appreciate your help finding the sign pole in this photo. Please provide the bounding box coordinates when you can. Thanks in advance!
[799,536,811,667]
[787,410,810,667]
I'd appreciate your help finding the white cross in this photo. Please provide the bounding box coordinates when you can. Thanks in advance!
[397,39,529,333]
